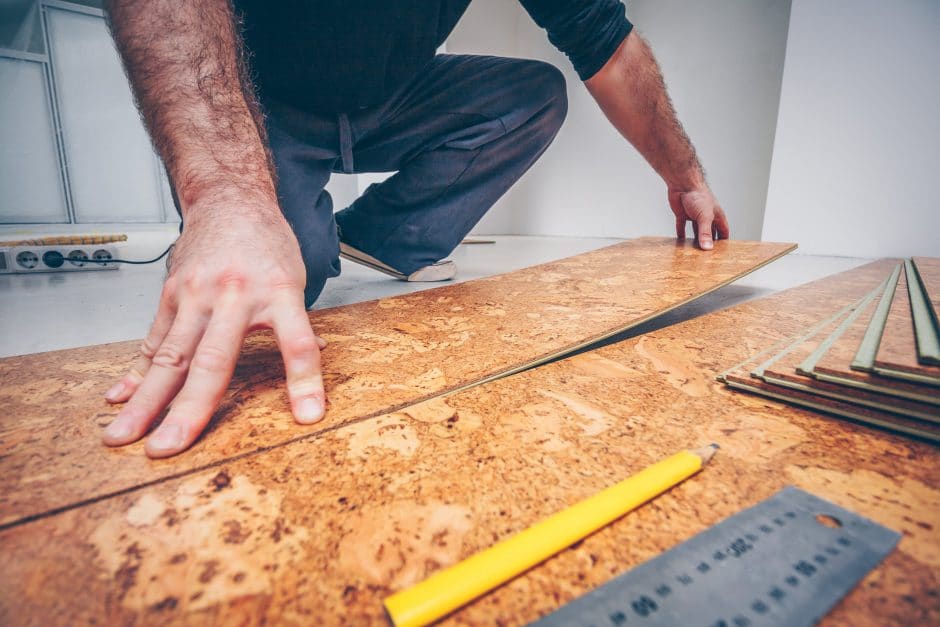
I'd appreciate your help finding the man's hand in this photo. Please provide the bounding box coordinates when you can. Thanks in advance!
[103,0,323,456]
[585,31,732,249]
[101,205,327,458]
[668,186,730,250]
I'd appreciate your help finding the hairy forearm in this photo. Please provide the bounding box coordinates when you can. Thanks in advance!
[104,0,276,218]
[586,31,704,190]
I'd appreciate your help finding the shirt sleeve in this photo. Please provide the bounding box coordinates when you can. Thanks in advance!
[519,0,633,81]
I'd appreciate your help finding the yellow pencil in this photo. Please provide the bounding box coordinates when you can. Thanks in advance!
[383,444,719,627]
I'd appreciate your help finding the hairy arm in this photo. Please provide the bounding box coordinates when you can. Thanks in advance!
[106,0,274,212]
[586,31,729,249]
[102,0,326,458]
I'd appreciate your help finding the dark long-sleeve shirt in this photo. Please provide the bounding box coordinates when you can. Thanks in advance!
[234,0,633,113]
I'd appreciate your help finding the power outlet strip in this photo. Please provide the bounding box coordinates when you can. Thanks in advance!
[0,244,120,274]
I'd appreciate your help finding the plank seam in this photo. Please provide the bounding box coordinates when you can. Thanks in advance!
[0,243,797,531]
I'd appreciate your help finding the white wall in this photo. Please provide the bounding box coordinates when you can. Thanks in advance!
[762,0,940,257]
[449,0,792,241]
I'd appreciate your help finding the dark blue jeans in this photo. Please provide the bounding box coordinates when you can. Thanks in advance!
[194,55,568,307]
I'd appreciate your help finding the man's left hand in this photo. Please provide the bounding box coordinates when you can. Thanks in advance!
[668,185,730,250]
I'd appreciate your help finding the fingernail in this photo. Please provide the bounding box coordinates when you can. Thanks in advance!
[296,397,325,424]
[148,424,182,451]
[104,420,132,442]
[105,382,125,401]
[701,240,713,250]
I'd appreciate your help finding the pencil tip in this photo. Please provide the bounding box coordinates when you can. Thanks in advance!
[692,443,720,464]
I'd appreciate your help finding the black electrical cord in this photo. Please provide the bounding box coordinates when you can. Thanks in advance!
[77,243,174,265]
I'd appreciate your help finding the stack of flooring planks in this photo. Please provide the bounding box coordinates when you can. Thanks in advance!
[1,239,938,625]
[721,258,940,443]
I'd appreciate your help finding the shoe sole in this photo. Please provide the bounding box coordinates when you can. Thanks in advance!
[338,242,456,282]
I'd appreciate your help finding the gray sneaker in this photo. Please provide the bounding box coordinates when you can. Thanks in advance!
[338,241,456,282]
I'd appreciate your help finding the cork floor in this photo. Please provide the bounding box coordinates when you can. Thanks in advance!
[0,229,867,358]
[2,233,935,626]
[2,257,937,626]
[0,237,795,527]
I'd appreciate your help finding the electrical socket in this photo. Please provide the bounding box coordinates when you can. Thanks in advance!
[0,245,120,274]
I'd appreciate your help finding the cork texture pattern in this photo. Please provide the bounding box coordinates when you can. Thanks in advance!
[1,260,938,626]
[0,238,794,527]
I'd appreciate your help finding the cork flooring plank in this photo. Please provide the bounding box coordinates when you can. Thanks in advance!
[0,238,795,528]
[722,375,940,444]
[913,257,940,329]
[851,263,901,370]
[717,263,940,435]
[810,265,940,406]
[2,259,938,627]
[751,285,940,424]
[873,264,940,386]
[907,259,940,365]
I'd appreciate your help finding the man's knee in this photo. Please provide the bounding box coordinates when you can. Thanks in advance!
[515,60,568,144]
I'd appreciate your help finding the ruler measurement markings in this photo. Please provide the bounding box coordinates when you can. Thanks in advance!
[532,488,900,627]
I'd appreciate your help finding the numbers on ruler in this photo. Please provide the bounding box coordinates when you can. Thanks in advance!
[768,586,786,602]
[605,595,659,625]
[751,599,770,615]
[591,509,856,626]
[794,559,817,577]
[726,537,753,558]
[708,536,854,626]
[707,617,752,627]
[631,596,658,617]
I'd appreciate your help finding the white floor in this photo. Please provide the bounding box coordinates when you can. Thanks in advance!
[0,227,869,358]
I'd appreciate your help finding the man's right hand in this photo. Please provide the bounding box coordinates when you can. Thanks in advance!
[101,203,327,458]
[103,0,327,456]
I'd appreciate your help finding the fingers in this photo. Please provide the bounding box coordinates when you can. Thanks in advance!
[696,214,715,250]
[271,295,326,425]
[102,288,326,453]
[144,292,250,458]
[102,305,207,447]
[715,206,731,240]
[671,188,730,251]
[675,216,687,240]
[105,292,175,403]
[668,191,686,240]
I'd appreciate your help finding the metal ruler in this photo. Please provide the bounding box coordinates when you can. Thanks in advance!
[532,487,900,627]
